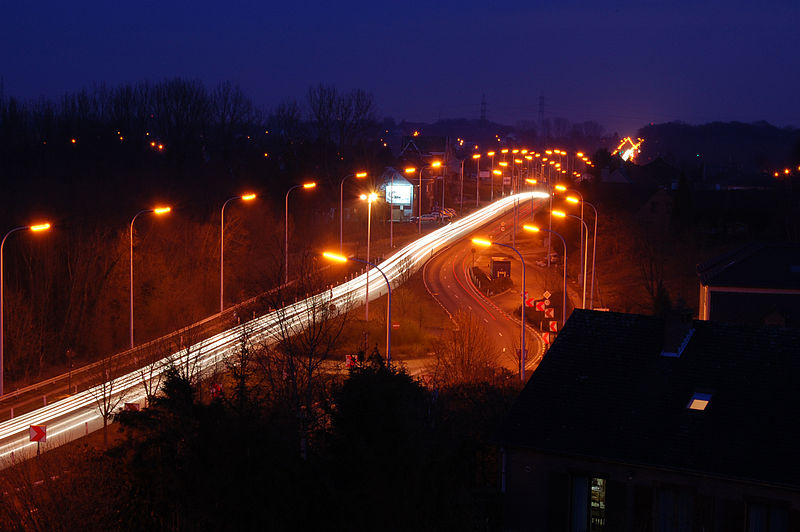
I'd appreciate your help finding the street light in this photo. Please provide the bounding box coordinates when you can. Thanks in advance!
[523,225,567,327]
[339,172,368,253]
[360,192,378,321]
[130,207,170,349]
[472,154,481,207]
[323,251,392,365]
[552,210,589,309]
[471,237,528,382]
[220,193,256,313]
[567,196,599,309]
[1,222,50,396]
[285,182,316,285]
[406,161,441,234]
[487,151,496,201]
[556,186,584,287]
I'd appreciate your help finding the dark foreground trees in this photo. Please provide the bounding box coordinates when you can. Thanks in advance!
[0,355,519,531]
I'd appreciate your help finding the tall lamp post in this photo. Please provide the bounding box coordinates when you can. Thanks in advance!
[523,225,567,326]
[406,161,441,234]
[556,185,584,285]
[567,196,599,309]
[487,151,496,201]
[472,237,528,381]
[339,172,367,253]
[1,222,50,396]
[360,192,378,320]
[552,210,589,309]
[285,182,316,285]
[323,251,392,365]
[220,193,256,313]
[130,207,170,349]
[473,154,481,207]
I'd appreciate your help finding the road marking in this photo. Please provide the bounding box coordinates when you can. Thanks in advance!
[498,332,503,337]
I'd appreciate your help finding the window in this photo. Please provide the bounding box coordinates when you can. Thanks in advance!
[655,487,693,532]
[688,392,712,411]
[748,502,788,532]
[571,476,607,532]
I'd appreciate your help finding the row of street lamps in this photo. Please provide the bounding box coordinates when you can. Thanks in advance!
[0,181,326,396]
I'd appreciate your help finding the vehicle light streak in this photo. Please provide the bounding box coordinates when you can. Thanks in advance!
[0,192,549,466]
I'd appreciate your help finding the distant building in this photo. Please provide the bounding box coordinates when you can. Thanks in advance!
[500,309,800,531]
[697,242,800,326]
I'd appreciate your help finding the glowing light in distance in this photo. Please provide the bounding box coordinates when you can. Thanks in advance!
[493,170,502,175]
[555,185,567,192]
[405,167,416,174]
[487,151,495,156]
[241,194,256,201]
[30,223,51,232]
[355,172,368,178]
[154,207,171,215]
[303,182,316,189]
[501,149,509,154]
[472,238,492,247]
[472,154,481,159]
[431,161,442,168]
[552,210,566,218]
[526,179,537,185]
[566,196,580,204]
[523,224,539,233]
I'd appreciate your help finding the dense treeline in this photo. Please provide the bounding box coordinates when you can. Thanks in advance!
[0,351,520,531]
[638,121,800,177]
[0,79,392,389]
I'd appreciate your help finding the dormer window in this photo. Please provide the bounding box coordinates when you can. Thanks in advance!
[687,392,712,411]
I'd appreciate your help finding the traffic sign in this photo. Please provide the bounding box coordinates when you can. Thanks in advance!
[543,290,552,299]
[124,402,140,412]
[549,321,558,332]
[392,323,400,329]
[542,332,551,345]
[544,308,555,318]
[525,296,535,307]
[29,425,46,443]
[535,300,546,312]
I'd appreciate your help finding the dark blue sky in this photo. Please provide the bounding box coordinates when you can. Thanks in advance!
[3,0,799,135]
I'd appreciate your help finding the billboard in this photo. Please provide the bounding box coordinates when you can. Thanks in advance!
[386,183,412,205]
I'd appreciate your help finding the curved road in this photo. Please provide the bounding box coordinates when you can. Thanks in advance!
[424,201,548,376]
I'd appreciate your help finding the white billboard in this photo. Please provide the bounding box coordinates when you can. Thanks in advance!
[386,183,412,205]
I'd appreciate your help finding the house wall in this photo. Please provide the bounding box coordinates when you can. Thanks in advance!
[503,447,800,532]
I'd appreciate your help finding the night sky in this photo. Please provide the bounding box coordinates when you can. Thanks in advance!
[3,0,799,135]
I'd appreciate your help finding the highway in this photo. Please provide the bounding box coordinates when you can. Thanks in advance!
[0,192,550,465]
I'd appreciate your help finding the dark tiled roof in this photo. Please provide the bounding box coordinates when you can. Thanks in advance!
[697,242,800,289]
[501,309,800,489]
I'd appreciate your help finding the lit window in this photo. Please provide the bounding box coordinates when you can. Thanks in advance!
[688,392,712,411]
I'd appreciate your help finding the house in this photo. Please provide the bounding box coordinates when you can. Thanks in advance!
[697,242,800,326]
[500,309,800,531]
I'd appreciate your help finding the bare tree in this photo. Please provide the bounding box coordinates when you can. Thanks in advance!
[91,354,131,448]
[257,273,350,459]
[433,311,501,387]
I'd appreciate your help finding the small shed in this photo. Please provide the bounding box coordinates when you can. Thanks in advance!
[490,256,511,279]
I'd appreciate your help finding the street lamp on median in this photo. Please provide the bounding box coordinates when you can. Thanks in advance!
[285,182,316,285]
[472,237,528,382]
[1,222,50,396]
[472,154,481,208]
[220,193,256,313]
[131,207,170,349]
[567,196,599,309]
[552,210,589,309]
[405,161,441,234]
[487,151,496,201]
[523,225,567,327]
[360,192,378,321]
[323,251,392,365]
[339,172,368,253]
